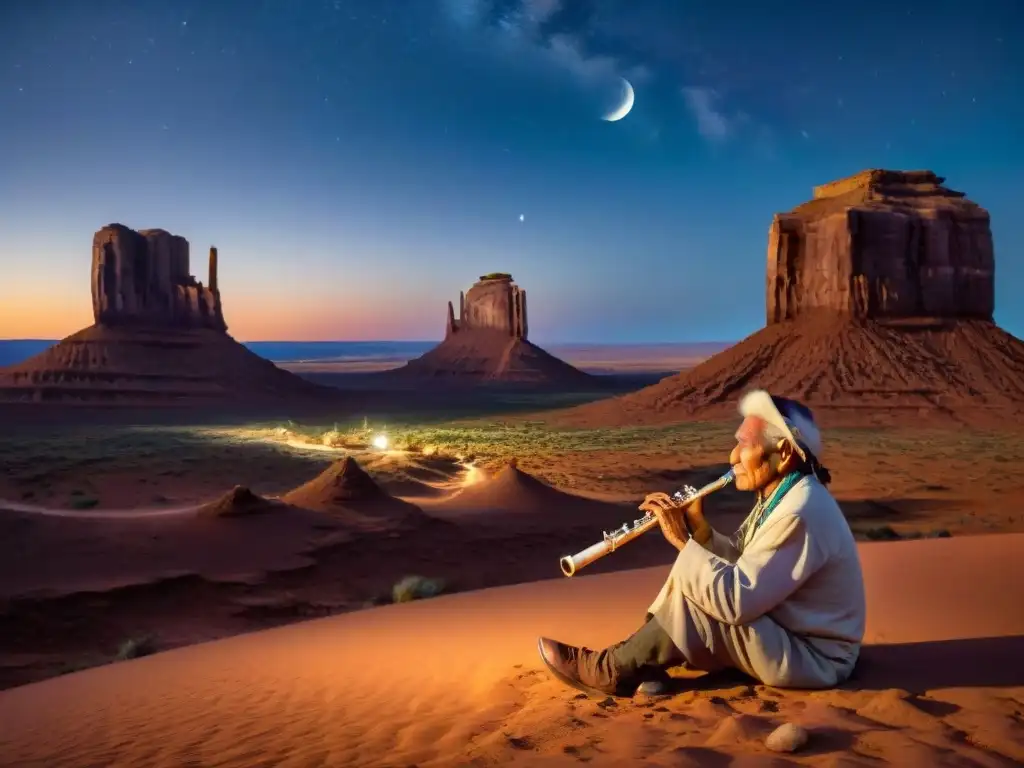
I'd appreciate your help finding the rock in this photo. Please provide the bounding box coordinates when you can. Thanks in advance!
[766,169,994,324]
[765,722,809,753]
[0,224,341,405]
[635,679,669,696]
[91,223,227,331]
[446,272,528,340]
[551,169,1024,430]
[385,273,590,385]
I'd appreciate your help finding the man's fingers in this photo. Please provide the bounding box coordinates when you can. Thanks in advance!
[640,499,668,513]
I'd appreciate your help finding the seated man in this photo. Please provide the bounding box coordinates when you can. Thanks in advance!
[538,390,867,697]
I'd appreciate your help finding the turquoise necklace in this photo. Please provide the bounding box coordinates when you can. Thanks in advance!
[749,471,803,535]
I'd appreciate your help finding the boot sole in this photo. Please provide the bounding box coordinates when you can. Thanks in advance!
[536,638,618,699]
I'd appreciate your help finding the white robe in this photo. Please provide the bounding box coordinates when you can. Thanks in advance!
[648,474,866,688]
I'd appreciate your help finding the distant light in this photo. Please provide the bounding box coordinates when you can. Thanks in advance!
[519,213,525,222]
[372,434,389,450]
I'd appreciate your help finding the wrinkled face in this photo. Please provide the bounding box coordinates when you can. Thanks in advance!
[730,416,792,492]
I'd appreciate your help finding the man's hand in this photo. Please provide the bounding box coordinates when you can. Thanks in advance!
[681,496,713,547]
[639,492,689,552]
[639,493,714,551]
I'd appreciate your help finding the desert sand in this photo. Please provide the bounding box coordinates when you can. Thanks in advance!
[1,533,1022,767]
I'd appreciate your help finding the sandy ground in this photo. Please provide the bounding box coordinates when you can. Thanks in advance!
[1,349,1023,765]
[1,533,1022,767]
[279,342,728,375]
[1,414,1022,695]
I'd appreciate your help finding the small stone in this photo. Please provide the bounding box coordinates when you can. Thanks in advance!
[765,722,809,753]
[636,680,669,697]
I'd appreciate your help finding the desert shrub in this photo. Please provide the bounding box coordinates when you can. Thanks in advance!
[863,525,901,541]
[115,634,158,661]
[320,429,344,447]
[392,575,446,604]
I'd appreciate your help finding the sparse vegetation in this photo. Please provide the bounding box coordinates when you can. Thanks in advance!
[115,634,158,661]
[392,575,447,603]
[861,526,953,541]
[1,414,1023,526]
[480,272,512,281]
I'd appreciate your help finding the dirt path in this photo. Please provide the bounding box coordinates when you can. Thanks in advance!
[0,499,203,519]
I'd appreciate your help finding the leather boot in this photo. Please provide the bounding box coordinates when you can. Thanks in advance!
[537,617,685,698]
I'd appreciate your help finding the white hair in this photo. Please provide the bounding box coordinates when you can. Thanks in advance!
[759,420,789,449]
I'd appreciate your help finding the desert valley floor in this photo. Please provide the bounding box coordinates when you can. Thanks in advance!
[1,354,1024,767]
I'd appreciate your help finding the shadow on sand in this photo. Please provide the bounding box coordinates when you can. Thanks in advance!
[848,634,1024,692]
[674,634,1024,697]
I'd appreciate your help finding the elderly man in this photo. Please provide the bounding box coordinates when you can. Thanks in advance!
[537,390,866,697]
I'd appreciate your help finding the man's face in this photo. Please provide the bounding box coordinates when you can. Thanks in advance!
[730,416,784,492]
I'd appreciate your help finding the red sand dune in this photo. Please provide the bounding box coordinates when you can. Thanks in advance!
[0,460,427,599]
[388,331,593,385]
[196,485,286,517]
[551,316,1024,429]
[431,460,627,524]
[0,501,347,598]
[0,324,336,404]
[1,533,1022,767]
[280,456,431,531]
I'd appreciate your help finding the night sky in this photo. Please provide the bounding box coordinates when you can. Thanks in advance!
[1,0,1021,343]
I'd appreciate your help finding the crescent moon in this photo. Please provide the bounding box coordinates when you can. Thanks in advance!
[602,78,634,122]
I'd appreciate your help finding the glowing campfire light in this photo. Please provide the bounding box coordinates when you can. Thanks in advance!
[372,434,389,450]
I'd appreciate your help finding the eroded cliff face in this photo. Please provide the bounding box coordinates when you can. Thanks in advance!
[766,170,994,324]
[445,274,528,340]
[91,224,227,331]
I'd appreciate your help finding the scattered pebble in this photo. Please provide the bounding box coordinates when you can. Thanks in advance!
[636,680,669,696]
[766,722,809,753]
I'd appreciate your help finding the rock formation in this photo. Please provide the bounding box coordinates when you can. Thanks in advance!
[92,224,227,331]
[0,225,336,404]
[767,170,994,324]
[389,273,591,385]
[445,273,528,340]
[548,170,1024,429]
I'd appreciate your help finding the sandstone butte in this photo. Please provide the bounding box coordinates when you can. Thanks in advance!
[386,272,592,385]
[552,169,1024,429]
[0,224,335,404]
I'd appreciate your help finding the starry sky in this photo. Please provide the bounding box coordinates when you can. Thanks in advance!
[1,0,1021,343]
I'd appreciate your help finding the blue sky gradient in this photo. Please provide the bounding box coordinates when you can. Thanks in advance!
[1,0,1021,342]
